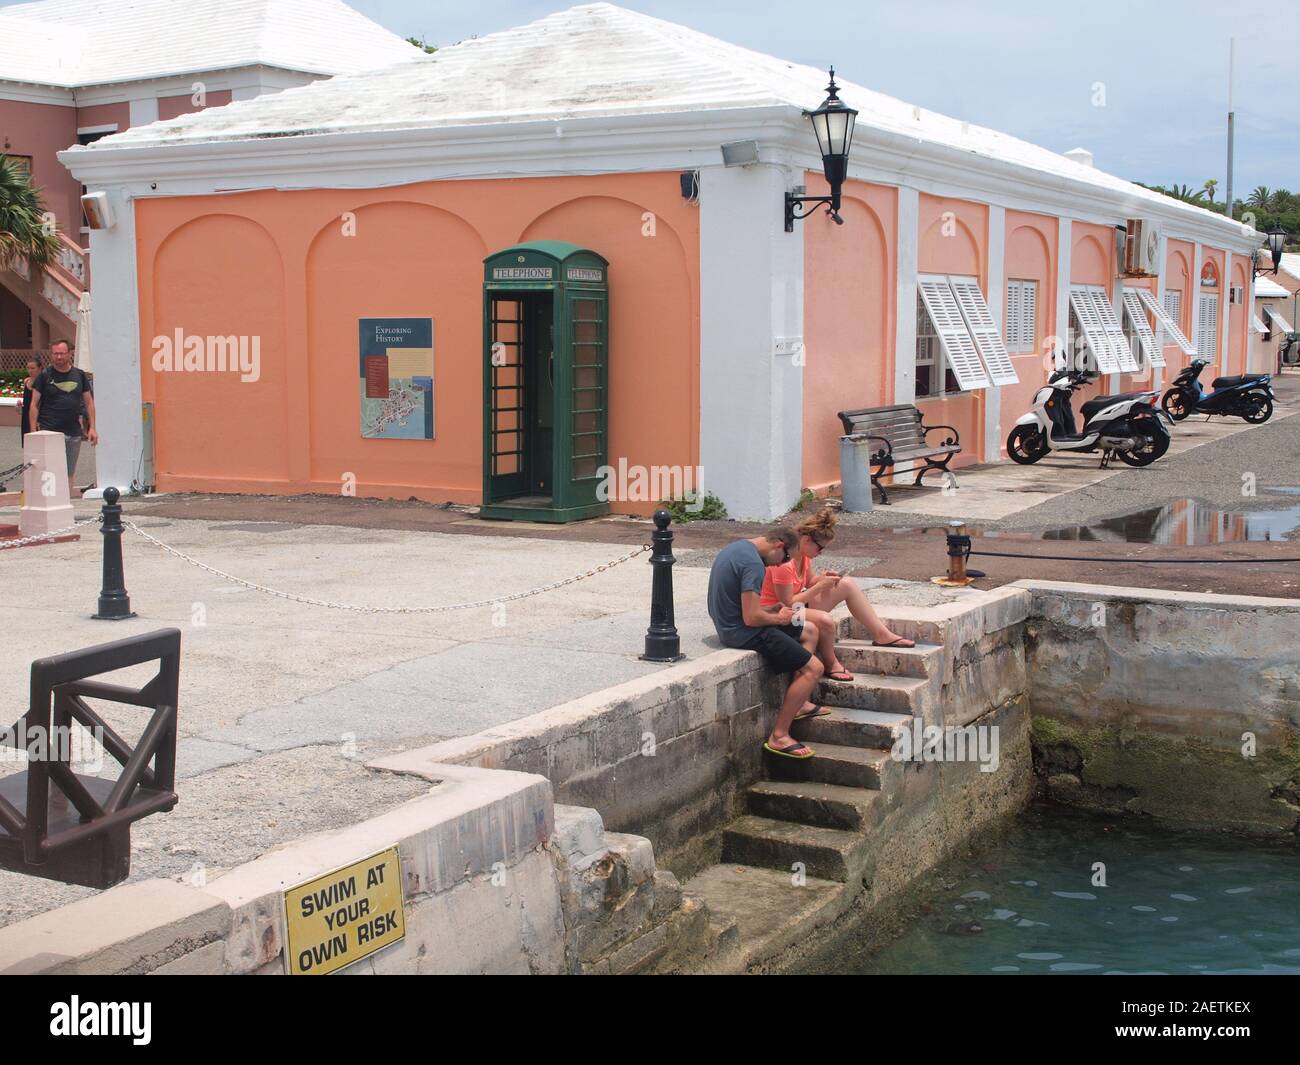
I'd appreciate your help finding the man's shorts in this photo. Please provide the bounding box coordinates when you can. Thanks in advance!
[738,624,811,674]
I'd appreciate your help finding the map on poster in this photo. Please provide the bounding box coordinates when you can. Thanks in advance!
[358,318,434,439]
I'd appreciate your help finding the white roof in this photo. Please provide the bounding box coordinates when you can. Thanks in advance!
[1279,253,1300,285]
[72,3,1250,238]
[0,0,423,88]
[1254,276,1291,298]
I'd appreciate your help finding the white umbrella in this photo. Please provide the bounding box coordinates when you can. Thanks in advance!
[75,290,92,373]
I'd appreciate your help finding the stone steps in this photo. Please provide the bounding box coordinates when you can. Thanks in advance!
[721,814,860,882]
[747,778,883,831]
[766,739,900,791]
[792,705,911,748]
[679,863,843,970]
[815,671,929,715]
[834,639,943,680]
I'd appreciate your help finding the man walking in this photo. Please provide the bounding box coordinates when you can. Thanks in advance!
[708,527,828,759]
[28,339,96,479]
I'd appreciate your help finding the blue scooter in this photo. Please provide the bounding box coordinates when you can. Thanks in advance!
[1161,358,1274,424]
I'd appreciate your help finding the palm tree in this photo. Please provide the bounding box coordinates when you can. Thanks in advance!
[1268,189,1292,214]
[1248,186,1271,208]
[1202,178,1218,203]
[0,155,59,269]
[1165,183,1206,205]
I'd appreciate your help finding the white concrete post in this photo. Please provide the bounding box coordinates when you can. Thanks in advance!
[81,185,145,499]
[699,162,805,520]
[19,431,74,535]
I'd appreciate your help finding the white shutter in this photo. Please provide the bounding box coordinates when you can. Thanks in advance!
[1022,282,1037,353]
[1005,282,1023,351]
[1273,312,1294,332]
[949,277,1019,385]
[1196,294,1219,358]
[1069,288,1121,373]
[918,278,991,391]
[1090,288,1140,373]
[1139,288,1195,355]
[1122,289,1166,367]
[1252,315,1268,334]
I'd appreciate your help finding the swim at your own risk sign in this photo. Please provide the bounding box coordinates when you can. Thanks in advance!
[284,848,406,975]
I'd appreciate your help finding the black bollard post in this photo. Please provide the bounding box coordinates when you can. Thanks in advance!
[92,487,137,620]
[640,508,684,662]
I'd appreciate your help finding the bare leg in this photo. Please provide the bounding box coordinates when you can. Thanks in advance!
[806,580,912,647]
[804,608,848,678]
[769,621,823,750]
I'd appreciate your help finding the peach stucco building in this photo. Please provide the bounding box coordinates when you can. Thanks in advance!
[0,0,421,354]
[63,3,1264,519]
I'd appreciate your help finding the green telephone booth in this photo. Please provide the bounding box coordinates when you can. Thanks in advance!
[481,242,610,522]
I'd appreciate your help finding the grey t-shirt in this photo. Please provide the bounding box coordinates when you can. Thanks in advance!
[708,540,767,647]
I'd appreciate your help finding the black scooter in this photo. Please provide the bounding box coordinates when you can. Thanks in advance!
[1161,358,1274,424]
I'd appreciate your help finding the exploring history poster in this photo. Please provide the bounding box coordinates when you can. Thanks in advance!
[358,318,434,439]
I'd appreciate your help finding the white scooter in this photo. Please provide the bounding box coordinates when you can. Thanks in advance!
[1007,369,1173,467]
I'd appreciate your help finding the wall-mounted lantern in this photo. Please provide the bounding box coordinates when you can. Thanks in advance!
[785,69,858,232]
[1254,223,1286,276]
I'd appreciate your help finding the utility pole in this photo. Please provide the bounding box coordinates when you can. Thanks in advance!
[1225,38,1235,223]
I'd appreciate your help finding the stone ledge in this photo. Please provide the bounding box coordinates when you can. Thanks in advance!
[0,879,230,975]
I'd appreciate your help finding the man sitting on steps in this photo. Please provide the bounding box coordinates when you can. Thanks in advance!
[707,527,837,761]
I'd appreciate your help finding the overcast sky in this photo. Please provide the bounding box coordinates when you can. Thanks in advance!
[7,0,1296,193]
[356,0,1299,194]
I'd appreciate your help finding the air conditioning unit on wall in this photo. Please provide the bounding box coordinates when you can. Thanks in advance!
[1124,218,1161,276]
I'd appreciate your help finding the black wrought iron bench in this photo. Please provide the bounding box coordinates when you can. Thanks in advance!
[0,629,181,888]
[837,404,962,505]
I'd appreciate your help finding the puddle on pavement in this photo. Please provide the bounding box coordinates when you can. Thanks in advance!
[896,488,1300,546]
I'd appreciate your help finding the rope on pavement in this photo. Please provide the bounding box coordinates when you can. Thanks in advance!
[123,520,651,613]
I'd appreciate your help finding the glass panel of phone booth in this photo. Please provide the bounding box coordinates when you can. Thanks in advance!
[569,294,607,485]
[488,297,526,495]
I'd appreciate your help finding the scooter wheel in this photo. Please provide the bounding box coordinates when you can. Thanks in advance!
[1243,394,1273,424]
[1161,389,1191,421]
[1007,425,1048,465]
[1117,423,1170,467]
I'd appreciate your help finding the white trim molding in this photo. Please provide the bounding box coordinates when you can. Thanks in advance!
[984,205,1006,461]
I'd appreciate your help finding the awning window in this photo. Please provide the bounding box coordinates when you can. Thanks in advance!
[1270,311,1294,333]
[1121,289,1166,368]
[917,277,992,391]
[948,277,1020,385]
[1252,315,1268,334]
[1068,287,1123,373]
[1137,289,1196,355]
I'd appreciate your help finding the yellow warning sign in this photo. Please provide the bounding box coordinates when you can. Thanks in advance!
[284,847,405,975]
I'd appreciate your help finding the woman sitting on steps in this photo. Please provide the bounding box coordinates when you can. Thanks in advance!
[760,508,915,682]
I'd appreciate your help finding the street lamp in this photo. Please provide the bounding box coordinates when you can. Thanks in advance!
[1255,223,1286,276]
[785,69,858,232]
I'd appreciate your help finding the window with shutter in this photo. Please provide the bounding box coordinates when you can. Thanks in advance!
[1140,289,1195,355]
[1195,293,1219,358]
[1068,287,1122,373]
[1006,279,1038,354]
[1121,289,1165,367]
[917,277,991,393]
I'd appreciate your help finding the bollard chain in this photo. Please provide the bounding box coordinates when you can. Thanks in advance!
[0,515,98,550]
[123,520,650,614]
